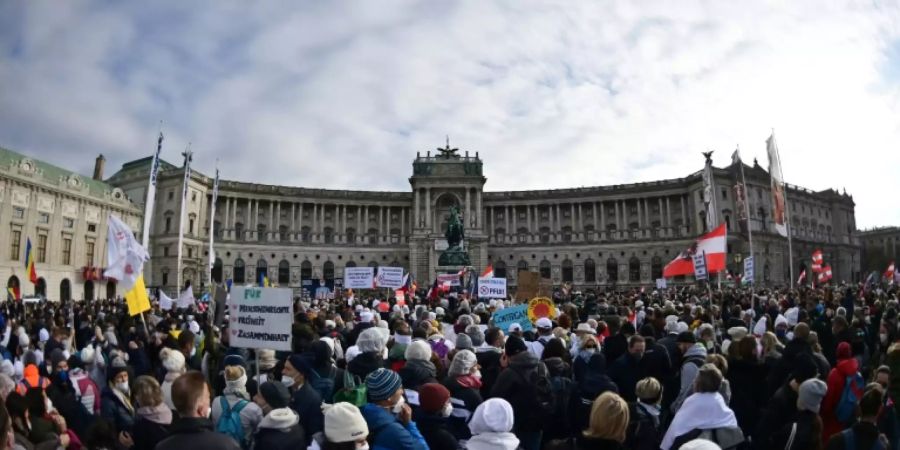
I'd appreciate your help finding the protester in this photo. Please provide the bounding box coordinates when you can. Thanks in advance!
[282,354,323,443]
[251,381,306,450]
[360,368,427,450]
[130,375,172,450]
[467,398,520,450]
[577,391,629,450]
[318,402,369,450]
[159,347,185,411]
[211,365,263,448]
[771,378,826,450]
[822,341,861,441]
[490,335,550,450]
[671,331,707,414]
[155,371,241,450]
[661,364,742,450]
[414,383,458,450]
[625,377,664,450]
[825,386,890,450]
[399,340,437,391]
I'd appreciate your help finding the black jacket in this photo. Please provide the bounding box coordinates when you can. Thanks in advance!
[825,422,887,450]
[726,357,769,438]
[415,413,459,450]
[132,415,170,450]
[570,353,618,437]
[575,436,625,450]
[475,349,502,399]
[347,351,384,380]
[603,333,629,365]
[768,337,813,396]
[608,352,645,402]
[443,376,483,413]
[154,417,241,450]
[290,382,324,444]
[624,402,663,450]
[640,339,672,388]
[753,383,798,450]
[253,421,307,450]
[490,351,548,432]
[771,410,821,450]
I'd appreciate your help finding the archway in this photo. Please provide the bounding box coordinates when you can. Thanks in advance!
[651,256,663,281]
[606,258,618,284]
[106,281,116,299]
[584,259,596,283]
[59,279,71,302]
[433,192,462,234]
[301,261,313,281]
[539,260,551,279]
[233,258,245,284]
[35,277,46,298]
[561,259,573,282]
[278,260,290,285]
[256,259,268,285]
[324,261,335,282]
[84,280,94,301]
[212,258,223,283]
[629,257,641,282]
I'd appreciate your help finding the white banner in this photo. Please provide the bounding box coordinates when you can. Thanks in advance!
[655,278,667,289]
[693,252,708,281]
[344,267,374,289]
[376,267,404,289]
[229,287,293,351]
[437,273,461,286]
[159,290,174,311]
[478,277,507,299]
[743,256,755,283]
[177,286,195,309]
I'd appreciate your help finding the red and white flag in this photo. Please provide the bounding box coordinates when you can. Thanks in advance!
[885,262,895,283]
[812,250,823,265]
[817,265,833,283]
[663,224,727,278]
[797,270,806,285]
[481,265,494,279]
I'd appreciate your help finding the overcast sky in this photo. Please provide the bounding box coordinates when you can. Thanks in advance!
[1,1,899,228]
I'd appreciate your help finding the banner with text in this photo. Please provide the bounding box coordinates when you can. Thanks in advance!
[229,287,293,351]
[344,267,375,289]
[437,273,461,287]
[376,267,405,289]
[491,304,533,333]
[478,277,507,299]
[743,256,754,283]
[693,252,708,281]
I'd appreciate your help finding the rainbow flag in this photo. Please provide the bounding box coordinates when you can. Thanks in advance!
[24,238,37,284]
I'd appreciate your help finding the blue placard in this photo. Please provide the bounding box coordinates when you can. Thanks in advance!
[491,304,533,333]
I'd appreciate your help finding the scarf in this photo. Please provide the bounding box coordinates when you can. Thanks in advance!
[660,393,737,450]
[224,373,250,400]
[456,374,483,389]
[112,387,135,415]
[136,403,172,425]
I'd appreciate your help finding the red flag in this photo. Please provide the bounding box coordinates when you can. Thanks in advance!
[812,250,823,265]
[885,262,895,282]
[817,265,833,283]
[797,270,806,285]
[663,224,727,278]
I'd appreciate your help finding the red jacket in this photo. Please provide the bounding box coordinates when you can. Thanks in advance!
[822,357,858,442]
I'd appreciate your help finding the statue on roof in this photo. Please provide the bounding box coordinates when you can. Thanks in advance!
[436,136,459,159]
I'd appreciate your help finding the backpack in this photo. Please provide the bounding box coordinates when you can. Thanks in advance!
[216,397,249,449]
[333,370,367,407]
[836,372,865,425]
[840,428,888,450]
[516,362,555,416]
[309,367,336,403]
[549,375,573,419]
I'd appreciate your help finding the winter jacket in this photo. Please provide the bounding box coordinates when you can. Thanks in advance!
[771,410,822,450]
[476,347,503,399]
[575,436,626,450]
[100,385,135,433]
[603,333,628,365]
[211,393,264,445]
[443,376,483,413]
[671,344,707,413]
[252,408,306,450]
[415,413,459,450]
[155,417,242,450]
[161,370,181,410]
[768,337,814,397]
[726,357,768,437]
[752,383,799,450]
[466,431,520,450]
[490,351,549,433]
[825,421,888,450]
[131,405,171,450]
[69,369,101,415]
[360,403,428,450]
[570,353,618,437]
[609,352,645,402]
[640,339,672,390]
[624,402,663,450]
[290,382,324,444]
[348,351,385,380]
[822,356,860,442]
[399,359,438,391]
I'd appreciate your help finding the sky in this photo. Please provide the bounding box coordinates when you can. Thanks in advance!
[1,1,899,229]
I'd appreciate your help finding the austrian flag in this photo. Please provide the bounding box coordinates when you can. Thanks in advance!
[811,250,823,273]
[663,224,727,278]
[817,265,833,283]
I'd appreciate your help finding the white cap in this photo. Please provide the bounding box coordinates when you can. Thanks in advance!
[536,318,552,329]
[323,402,369,443]
[509,323,523,333]
[359,311,374,323]
[435,307,445,316]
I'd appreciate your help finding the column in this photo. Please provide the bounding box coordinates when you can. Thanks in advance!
[637,199,643,228]
[379,207,384,240]
[512,205,518,233]
[527,205,533,233]
[614,201,620,232]
[400,208,405,236]
[592,202,598,230]
[276,202,281,230]
[555,204,561,231]
[681,195,687,228]
[666,197,672,227]
[414,190,420,229]
[425,188,431,230]
[231,198,237,232]
[297,203,303,236]
[465,189,471,226]
[570,203,575,230]
[363,205,369,237]
[577,203,582,231]
[386,206,392,242]
[268,201,274,240]
[341,205,347,237]
[245,198,250,239]
[476,191,482,229]
[600,202,606,232]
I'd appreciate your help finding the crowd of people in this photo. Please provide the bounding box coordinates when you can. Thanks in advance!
[0,281,895,450]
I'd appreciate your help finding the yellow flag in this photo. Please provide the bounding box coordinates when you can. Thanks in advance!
[125,274,151,316]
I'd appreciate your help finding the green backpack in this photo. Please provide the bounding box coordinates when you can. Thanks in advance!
[333,370,367,406]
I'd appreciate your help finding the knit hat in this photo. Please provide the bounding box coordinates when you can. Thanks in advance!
[418,383,450,414]
[49,349,66,370]
[466,327,485,347]
[455,334,474,352]
[259,381,291,409]
[0,360,13,378]
[323,402,369,443]
[223,354,245,368]
[357,328,385,353]
[287,353,314,377]
[677,331,697,344]
[791,354,820,383]
[727,327,748,340]
[160,348,186,373]
[405,340,432,362]
[80,346,95,364]
[797,378,827,414]
[505,335,527,357]
[365,368,402,402]
[836,342,852,360]
[469,398,515,434]
[678,439,722,450]
[258,349,277,371]
[38,328,49,343]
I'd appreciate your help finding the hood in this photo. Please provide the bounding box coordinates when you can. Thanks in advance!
[685,343,708,359]
[360,403,397,431]
[836,357,859,377]
[258,407,299,430]
[508,351,539,371]
[400,359,436,380]
[467,432,521,450]
[542,357,568,375]
[348,352,383,372]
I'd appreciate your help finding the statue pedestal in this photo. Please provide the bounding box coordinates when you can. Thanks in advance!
[438,247,470,266]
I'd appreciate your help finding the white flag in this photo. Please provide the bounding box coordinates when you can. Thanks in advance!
[177,286,195,309]
[104,215,149,292]
[159,290,174,311]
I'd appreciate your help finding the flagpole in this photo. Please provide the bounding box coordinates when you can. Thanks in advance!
[208,163,219,288]
[736,146,755,291]
[771,131,795,287]
[176,144,193,295]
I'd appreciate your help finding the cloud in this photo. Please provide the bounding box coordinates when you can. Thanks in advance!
[1,1,899,228]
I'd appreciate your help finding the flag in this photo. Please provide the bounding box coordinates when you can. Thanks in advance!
[104,215,149,292]
[663,224,727,278]
[258,272,270,288]
[398,273,410,293]
[177,286,195,309]
[481,265,494,279]
[885,261,895,282]
[124,274,151,316]
[766,133,788,237]
[24,238,37,284]
[159,289,174,310]
[6,286,18,301]
[731,149,741,165]
[427,278,440,301]
[817,265,833,283]
[797,270,806,285]
[141,131,164,250]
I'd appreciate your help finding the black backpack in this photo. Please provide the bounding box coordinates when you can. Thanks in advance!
[517,362,555,415]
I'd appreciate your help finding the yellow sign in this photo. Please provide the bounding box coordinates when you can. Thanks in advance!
[527,297,556,323]
[125,275,151,316]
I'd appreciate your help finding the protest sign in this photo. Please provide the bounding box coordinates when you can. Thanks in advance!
[491,304,533,333]
[478,277,507,299]
[656,278,667,289]
[437,273,461,286]
[344,267,374,289]
[527,297,557,323]
[693,251,708,281]
[516,271,539,301]
[743,256,754,283]
[229,287,293,351]
[376,267,404,289]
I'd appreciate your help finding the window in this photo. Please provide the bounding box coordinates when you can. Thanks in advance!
[85,241,95,265]
[257,224,267,242]
[278,260,290,285]
[162,272,169,286]
[61,238,71,265]
[494,261,507,279]
[233,259,246,283]
[539,260,551,279]
[235,222,244,241]
[168,191,174,201]
[584,259,596,283]
[38,213,49,224]
[651,256,663,280]
[191,192,197,202]
[189,218,195,235]
[323,227,334,244]
[163,246,169,257]
[721,189,728,200]
[279,225,289,242]
[187,247,193,258]
[36,235,47,263]
[87,223,97,233]
[12,208,23,219]
[63,218,74,228]
[562,259,573,282]
[606,258,618,283]
[9,230,21,261]
[165,217,172,233]
[629,257,641,282]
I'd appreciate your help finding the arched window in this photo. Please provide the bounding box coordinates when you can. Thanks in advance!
[651,256,663,281]
[324,261,335,281]
[257,224,267,242]
[59,279,71,302]
[323,227,334,244]
[517,227,529,243]
[188,213,196,235]
[368,228,379,245]
[561,226,573,243]
[539,260,551,279]
[211,258,223,283]
[629,257,641,282]
[233,258,245,283]
[494,261,507,279]
[35,278,47,298]
[106,281,116,299]
[495,227,506,243]
[278,260,290,285]
[301,226,311,243]
[584,259,596,283]
[517,260,529,276]
[562,259,573,282]
[539,227,550,244]
[256,259,268,284]
[301,261,313,281]
[345,260,357,268]
[346,227,356,244]
[606,258,618,283]
[279,225,289,242]
[234,222,244,241]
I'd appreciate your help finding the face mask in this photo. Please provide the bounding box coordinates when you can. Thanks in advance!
[116,382,130,394]
[472,370,482,380]
[391,397,406,415]
[441,402,453,418]
[58,370,69,382]
[281,376,295,388]
[190,347,197,358]
[393,335,411,345]
[881,333,888,344]
[356,443,369,450]
[776,329,786,338]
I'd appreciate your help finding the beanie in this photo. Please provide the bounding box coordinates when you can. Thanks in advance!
[505,335,527,357]
[678,439,722,450]
[49,349,66,370]
[324,402,369,443]
[797,378,827,414]
[223,354,245,368]
[259,381,291,409]
[366,368,402,402]
[455,334,474,352]
[160,348,186,373]
[836,342,852,360]
[405,340,432,362]
[419,383,450,414]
